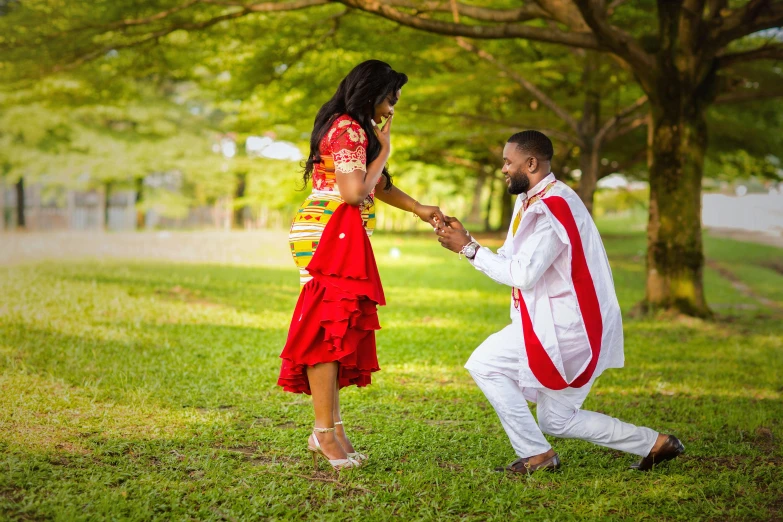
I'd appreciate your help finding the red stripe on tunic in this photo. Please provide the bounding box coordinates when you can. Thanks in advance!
[517,196,603,389]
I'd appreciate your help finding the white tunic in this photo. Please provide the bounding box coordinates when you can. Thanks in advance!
[466,174,625,391]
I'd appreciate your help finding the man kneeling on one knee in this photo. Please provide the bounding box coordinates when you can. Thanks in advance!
[436,130,684,474]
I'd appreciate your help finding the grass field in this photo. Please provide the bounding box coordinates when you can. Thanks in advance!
[1,222,782,521]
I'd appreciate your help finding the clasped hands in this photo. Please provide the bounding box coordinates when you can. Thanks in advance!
[435,215,472,254]
[413,205,471,255]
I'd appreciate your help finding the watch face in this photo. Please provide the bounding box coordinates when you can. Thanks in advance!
[464,244,476,257]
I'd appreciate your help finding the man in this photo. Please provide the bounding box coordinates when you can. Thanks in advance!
[436,130,684,473]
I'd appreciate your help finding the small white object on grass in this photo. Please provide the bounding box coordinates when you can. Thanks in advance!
[389,247,401,259]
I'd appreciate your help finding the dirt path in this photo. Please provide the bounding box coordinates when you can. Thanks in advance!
[0,230,293,267]
[705,259,783,312]
[707,228,783,249]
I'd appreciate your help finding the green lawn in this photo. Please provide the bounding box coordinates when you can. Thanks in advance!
[1,227,781,521]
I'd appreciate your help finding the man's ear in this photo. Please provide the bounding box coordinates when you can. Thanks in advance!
[528,156,539,173]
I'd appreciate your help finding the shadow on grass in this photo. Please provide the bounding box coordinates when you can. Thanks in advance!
[1,386,781,520]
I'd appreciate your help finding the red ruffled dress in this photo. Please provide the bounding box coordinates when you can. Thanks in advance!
[278,115,385,394]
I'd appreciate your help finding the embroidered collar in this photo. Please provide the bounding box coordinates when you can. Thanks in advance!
[524,176,557,211]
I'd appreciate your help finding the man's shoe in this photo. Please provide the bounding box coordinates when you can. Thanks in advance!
[630,435,685,471]
[494,453,561,474]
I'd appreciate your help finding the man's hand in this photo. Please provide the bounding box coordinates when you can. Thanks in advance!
[444,216,466,232]
[436,216,472,254]
[414,203,446,229]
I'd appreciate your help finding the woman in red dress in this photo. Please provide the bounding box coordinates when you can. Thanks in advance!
[279,60,444,471]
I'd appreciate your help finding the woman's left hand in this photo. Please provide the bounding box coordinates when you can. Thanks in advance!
[414,203,446,229]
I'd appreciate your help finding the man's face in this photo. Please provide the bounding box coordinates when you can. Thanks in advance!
[502,142,531,195]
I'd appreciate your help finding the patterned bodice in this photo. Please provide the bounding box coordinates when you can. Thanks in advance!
[312,115,372,196]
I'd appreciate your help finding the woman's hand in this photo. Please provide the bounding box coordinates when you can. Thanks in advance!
[373,114,393,151]
[414,203,446,229]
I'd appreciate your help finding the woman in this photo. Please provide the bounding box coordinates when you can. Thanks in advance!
[278,60,444,471]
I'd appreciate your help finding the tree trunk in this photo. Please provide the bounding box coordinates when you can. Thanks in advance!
[15,177,25,229]
[644,99,711,317]
[234,172,247,228]
[0,179,5,231]
[640,1,714,318]
[484,175,495,231]
[468,167,487,224]
[104,181,113,230]
[576,51,601,215]
[577,145,600,215]
[498,184,514,232]
[135,176,145,229]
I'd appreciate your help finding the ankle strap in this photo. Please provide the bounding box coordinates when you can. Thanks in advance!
[334,421,343,426]
[313,427,335,433]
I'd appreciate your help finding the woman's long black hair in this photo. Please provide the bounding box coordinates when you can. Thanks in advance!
[303,60,408,190]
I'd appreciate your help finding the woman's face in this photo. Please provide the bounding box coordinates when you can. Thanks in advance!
[373,89,401,125]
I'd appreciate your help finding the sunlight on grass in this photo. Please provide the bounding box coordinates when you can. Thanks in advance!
[0,372,228,453]
[1,229,781,520]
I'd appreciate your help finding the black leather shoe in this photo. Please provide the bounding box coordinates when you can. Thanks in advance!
[631,435,685,471]
[494,453,561,474]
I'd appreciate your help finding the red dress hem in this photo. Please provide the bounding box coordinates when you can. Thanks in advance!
[278,203,384,395]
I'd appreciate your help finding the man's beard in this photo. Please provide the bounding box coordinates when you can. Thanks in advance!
[507,169,530,195]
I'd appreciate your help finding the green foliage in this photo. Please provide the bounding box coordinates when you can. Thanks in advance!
[593,187,649,219]
[1,0,781,224]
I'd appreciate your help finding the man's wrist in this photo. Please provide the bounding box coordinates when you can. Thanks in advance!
[459,239,481,260]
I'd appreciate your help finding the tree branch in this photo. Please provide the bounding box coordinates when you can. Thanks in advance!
[604,114,649,142]
[681,0,708,52]
[210,0,549,21]
[334,0,601,48]
[595,94,648,146]
[407,108,581,144]
[715,88,783,103]
[100,0,204,29]
[707,0,729,19]
[443,154,483,169]
[570,0,655,83]
[56,0,330,37]
[202,0,330,11]
[386,0,550,23]
[532,0,590,31]
[710,0,783,51]
[54,0,203,35]
[597,145,647,179]
[455,38,583,141]
[275,8,348,78]
[52,9,249,72]
[717,43,783,67]
[48,0,331,73]
[607,0,628,16]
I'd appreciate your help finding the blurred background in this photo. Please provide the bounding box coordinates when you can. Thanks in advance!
[0,1,781,274]
[1,2,781,232]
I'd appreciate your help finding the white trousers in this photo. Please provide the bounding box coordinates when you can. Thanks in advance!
[466,324,658,458]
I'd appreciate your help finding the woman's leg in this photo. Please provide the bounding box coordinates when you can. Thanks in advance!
[307,362,348,459]
[333,379,357,453]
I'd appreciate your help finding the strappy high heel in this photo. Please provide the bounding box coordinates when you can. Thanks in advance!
[335,421,368,463]
[307,427,359,472]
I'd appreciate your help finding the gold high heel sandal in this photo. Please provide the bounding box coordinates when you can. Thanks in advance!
[335,421,368,463]
[307,427,359,472]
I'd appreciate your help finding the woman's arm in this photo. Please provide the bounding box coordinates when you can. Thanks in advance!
[335,153,389,205]
[335,117,392,206]
[373,179,445,228]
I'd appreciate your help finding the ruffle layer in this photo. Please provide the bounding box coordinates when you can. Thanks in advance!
[278,203,384,394]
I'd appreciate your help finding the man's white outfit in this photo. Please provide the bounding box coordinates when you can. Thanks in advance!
[465,174,658,459]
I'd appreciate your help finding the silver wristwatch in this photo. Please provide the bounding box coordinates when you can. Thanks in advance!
[460,240,480,260]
